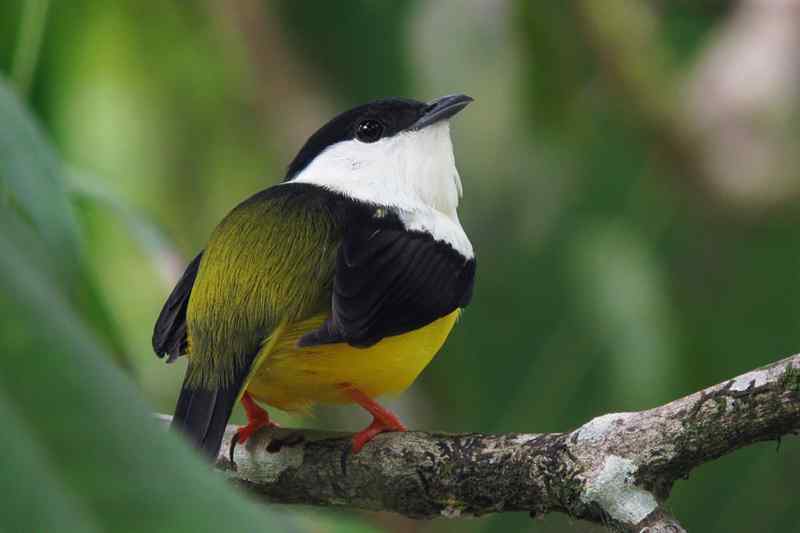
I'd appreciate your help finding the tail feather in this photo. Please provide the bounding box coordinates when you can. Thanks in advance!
[171,377,239,459]
[172,360,253,459]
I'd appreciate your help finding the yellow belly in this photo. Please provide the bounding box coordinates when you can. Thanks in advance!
[245,310,460,412]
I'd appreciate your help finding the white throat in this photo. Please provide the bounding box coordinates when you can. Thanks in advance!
[292,122,473,258]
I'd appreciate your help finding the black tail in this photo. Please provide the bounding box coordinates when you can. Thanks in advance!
[172,376,239,459]
[171,362,252,459]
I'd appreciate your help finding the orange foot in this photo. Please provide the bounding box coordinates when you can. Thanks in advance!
[340,385,407,453]
[229,392,278,463]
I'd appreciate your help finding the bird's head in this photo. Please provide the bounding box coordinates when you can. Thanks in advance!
[287,94,473,217]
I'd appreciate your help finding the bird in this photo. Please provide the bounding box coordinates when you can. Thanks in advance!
[152,94,476,460]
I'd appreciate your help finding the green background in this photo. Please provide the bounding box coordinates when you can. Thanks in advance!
[1,1,798,532]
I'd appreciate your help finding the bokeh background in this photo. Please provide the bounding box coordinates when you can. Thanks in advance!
[2,1,799,532]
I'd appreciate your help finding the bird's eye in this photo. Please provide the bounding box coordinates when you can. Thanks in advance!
[355,119,384,143]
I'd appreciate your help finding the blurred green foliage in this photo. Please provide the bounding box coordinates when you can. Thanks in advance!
[1,1,798,532]
[0,77,298,532]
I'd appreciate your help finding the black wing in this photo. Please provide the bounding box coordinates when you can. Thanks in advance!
[152,252,202,362]
[300,220,475,348]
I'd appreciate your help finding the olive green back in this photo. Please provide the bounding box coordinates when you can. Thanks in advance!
[185,187,341,388]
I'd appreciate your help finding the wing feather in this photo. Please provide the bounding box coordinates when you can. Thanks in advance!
[301,217,475,348]
[152,252,203,362]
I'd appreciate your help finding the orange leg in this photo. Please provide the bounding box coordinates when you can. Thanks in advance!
[229,392,278,463]
[340,385,407,453]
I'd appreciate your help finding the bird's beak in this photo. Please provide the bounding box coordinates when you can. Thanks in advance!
[410,93,474,131]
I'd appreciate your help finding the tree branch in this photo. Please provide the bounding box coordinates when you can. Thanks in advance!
[159,354,800,532]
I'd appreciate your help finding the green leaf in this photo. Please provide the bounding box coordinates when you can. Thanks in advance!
[0,77,132,369]
[0,76,296,532]
[0,209,296,532]
[67,168,185,287]
[0,78,80,272]
[0,390,102,533]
